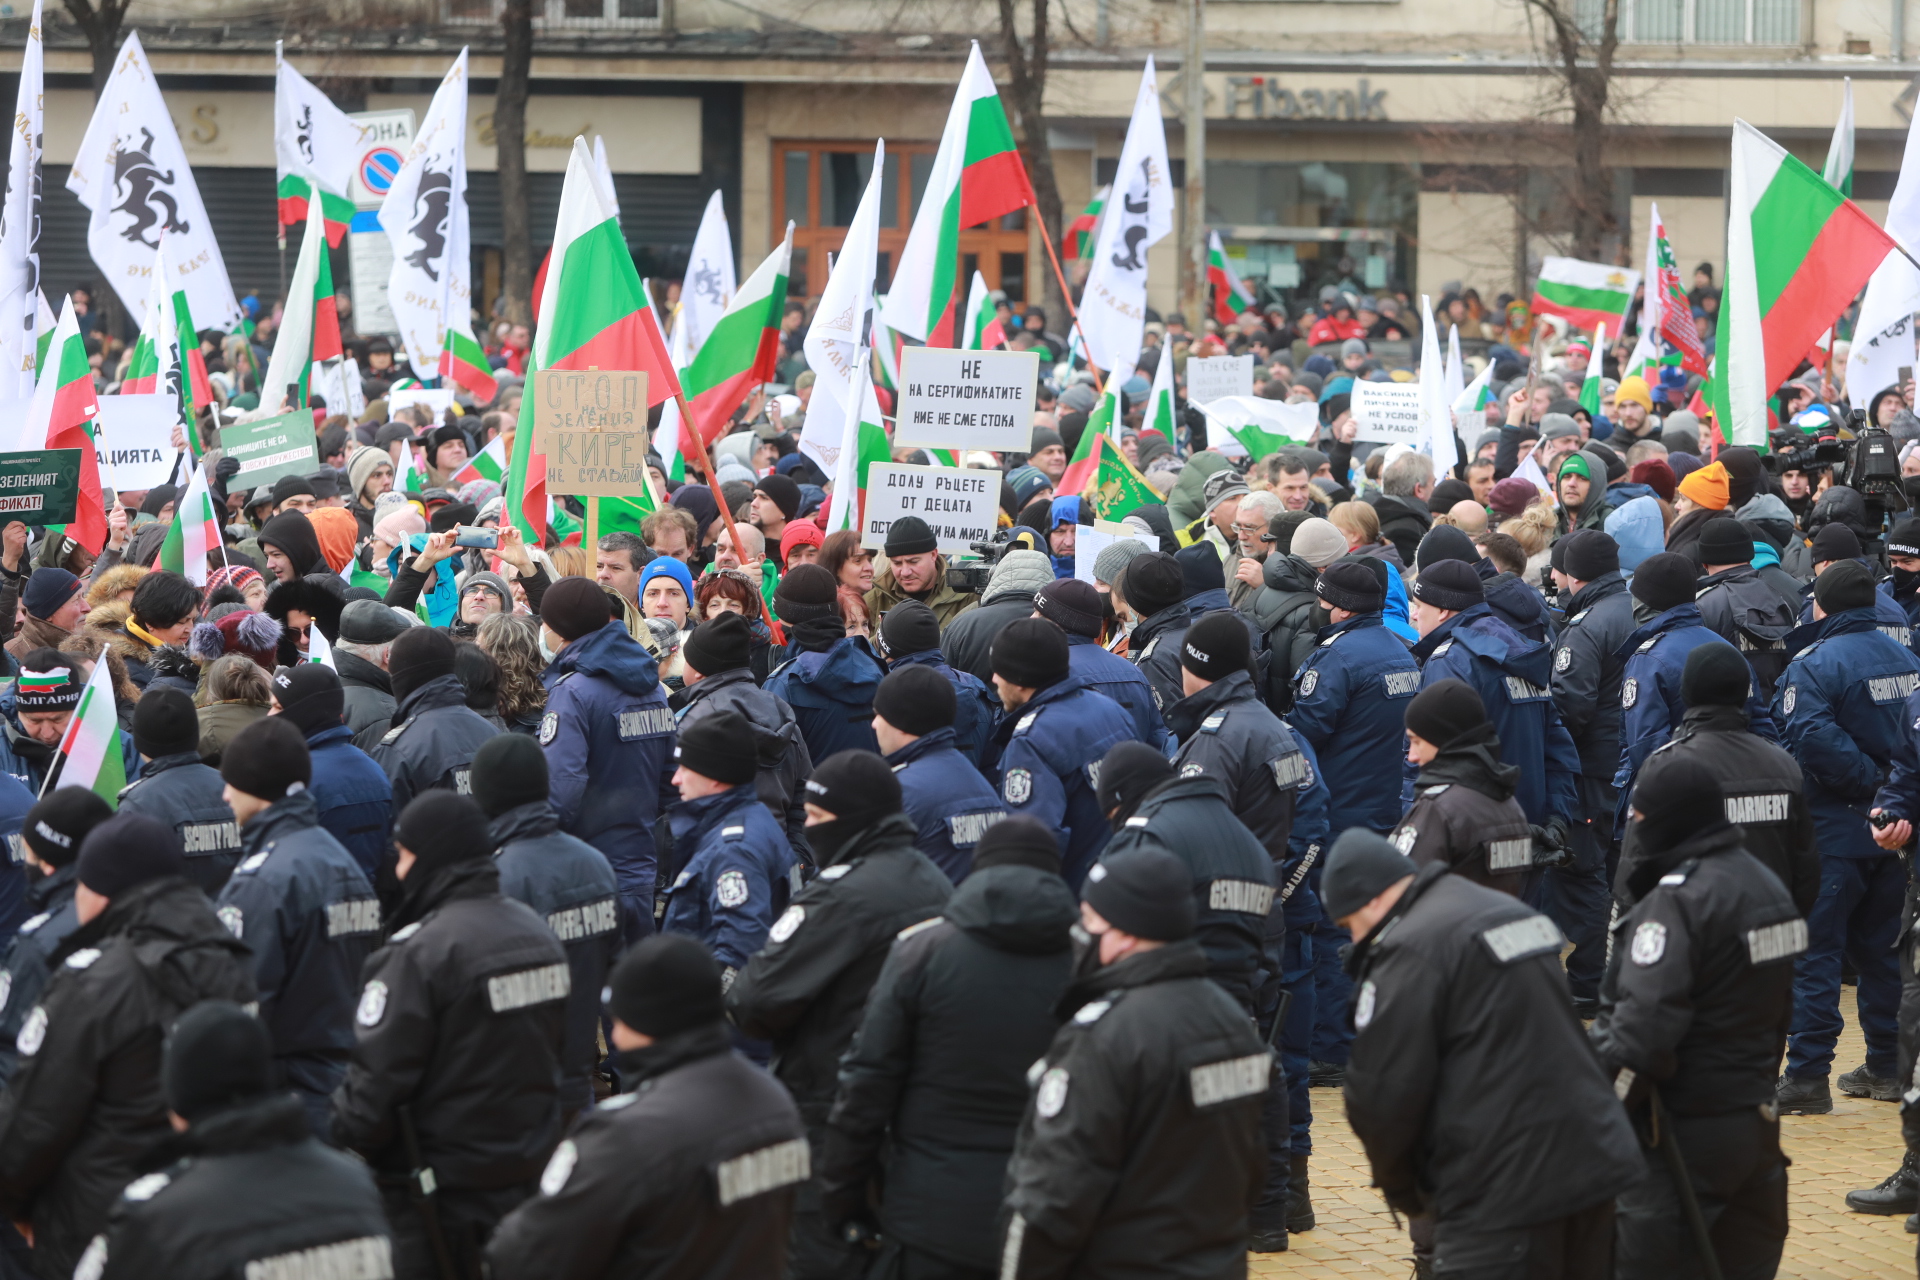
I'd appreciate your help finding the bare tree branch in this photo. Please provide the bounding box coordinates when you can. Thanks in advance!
[996,0,1068,318]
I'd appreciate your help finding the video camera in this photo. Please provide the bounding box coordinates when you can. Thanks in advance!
[946,527,1048,595]
[1767,407,1908,523]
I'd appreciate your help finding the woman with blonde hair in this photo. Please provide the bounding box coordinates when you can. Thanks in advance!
[1328,499,1406,572]
[1498,502,1561,581]
[195,653,271,763]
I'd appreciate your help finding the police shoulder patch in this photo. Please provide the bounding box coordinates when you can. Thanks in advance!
[1637,636,1660,654]
[237,850,270,874]
[1479,915,1564,964]
[1555,646,1573,673]
[217,905,244,938]
[1354,979,1378,1029]
[1621,677,1639,709]
[818,864,853,881]
[378,717,415,747]
[1391,825,1418,854]
[1003,768,1033,805]
[1298,670,1319,698]
[1016,710,1039,734]
[715,870,750,909]
[16,912,48,935]
[1431,641,1453,658]
[1630,920,1668,966]
[769,905,806,944]
[897,916,943,942]
[599,1092,638,1111]
[1783,685,1798,715]
[1200,714,1226,732]
[390,922,424,942]
[15,1005,44,1056]
[538,712,559,745]
[1420,784,1449,796]
[122,1172,172,1203]
[1073,999,1113,1024]
[540,1139,578,1196]
[64,948,101,970]
[1179,763,1204,779]
[1035,1066,1070,1118]
[356,980,389,1027]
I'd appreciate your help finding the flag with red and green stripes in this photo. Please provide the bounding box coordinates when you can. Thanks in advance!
[1143,342,1177,439]
[881,41,1034,346]
[275,44,361,248]
[258,196,342,411]
[681,225,790,448]
[961,271,1007,350]
[120,242,173,396]
[1716,119,1896,447]
[824,354,892,532]
[154,459,219,585]
[1058,372,1123,496]
[507,138,677,544]
[1062,188,1106,260]
[1531,257,1641,335]
[22,298,104,553]
[439,324,497,402]
[1207,231,1254,325]
[1579,322,1607,419]
[48,658,122,804]
[451,434,506,488]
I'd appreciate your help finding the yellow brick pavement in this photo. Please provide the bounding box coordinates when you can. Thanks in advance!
[1251,1007,1913,1279]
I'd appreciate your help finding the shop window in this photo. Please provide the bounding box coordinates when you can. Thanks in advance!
[1575,0,1797,44]
[1204,159,1417,310]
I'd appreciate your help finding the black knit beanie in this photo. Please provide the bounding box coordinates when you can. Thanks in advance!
[991,617,1071,690]
[1316,561,1385,613]
[1180,611,1251,682]
[1175,544,1224,596]
[775,563,841,624]
[1404,677,1487,750]
[1681,642,1750,709]
[753,474,801,521]
[388,626,458,704]
[607,934,724,1036]
[1631,756,1726,853]
[1695,519,1754,568]
[675,710,759,786]
[1416,524,1480,570]
[874,665,956,738]
[1034,579,1104,639]
[878,599,942,659]
[164,1000,273,1122]
[803,749,903,828]
[1412,559,1484,612]
[76,813,186,898]
[22,787,112,868]
[1083,847,1194,942]
[270,663,346,737]
[1123,553,1185,616]
[133,687,202,759]
[971,816,1061,876]
[1815,559,1877,614]
[1630,552,1700,613]
[883,516,938,558]
[470,732,550,817]
[683,612,752,677]
[1320,827,1417,921]
[540,576,614,644]
[395,791,492,879]
[220,716,313,801]
[1808,523,1862,565]
[1096,740,1176,825]
[1553,529,1619,582]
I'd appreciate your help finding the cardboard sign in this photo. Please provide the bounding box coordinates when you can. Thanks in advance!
[219,413,320,488]
[1185,354,1255,407]
[386,386,455,422]
[1074,525,1157,585]
[892,348,1038,453]
[860,463,1002,556]
[544,429,652,498]
[1349,380,1427,445]
[0,449,83,524]
[92,395,178,492]
[534,369,649,453]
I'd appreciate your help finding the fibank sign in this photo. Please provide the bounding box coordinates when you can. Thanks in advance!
[1224,77,1388,122]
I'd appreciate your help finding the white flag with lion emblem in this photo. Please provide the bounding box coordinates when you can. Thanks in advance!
[680,191,736,356]
[67,32,239,331]
[1076,58,1172,380]
[379,48,473,381]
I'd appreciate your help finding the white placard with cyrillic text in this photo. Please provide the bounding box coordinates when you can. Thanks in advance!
[93,395,180,492]
[1350,380,1427,445]
[1185,354,1255,406]
[861,463,1003,556]
[892,347,1038,453]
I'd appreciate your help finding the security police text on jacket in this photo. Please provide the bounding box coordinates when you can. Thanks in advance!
[1392,679,1535,895]
[330,793,570,1280]
[271,663,395,878]
[360,626,501,819]
[472,733,622,1117]
[1032,579,1165,748]
[1621,642,1820,915]
[660,712,795,990]
[1331,831,1642,1270]
[821,819,1076,1278]
[1693,517,1796,700]
[0,789,111,1086]
[76,1002,391,1280]
[1285,561,1422,837]
[875,665,1006,883]
[1000,847,1269,1279]
[1407,558,1581,828]
[985,618,1135,888]
[115,688,243,895]
[0,814,256,1280]
[765,564,889,761]
[674,612,813,851]
[214,718,383,1137]
[487,937,807,1280]
[1590,759,1800,1278]
[878,598,1004,763]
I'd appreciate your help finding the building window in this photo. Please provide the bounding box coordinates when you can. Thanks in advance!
[445,0,661,27]
[772,141,1031,303]
[1205,160,1418,306]
[1576,0,1797,44]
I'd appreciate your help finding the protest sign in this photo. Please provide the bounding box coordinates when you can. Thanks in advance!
[386,386,455,422]
[1350,380,1427,445]
[1185,354,1255,406]
[93,396,178,492]
[893,348,1038,453]
[861,463,1002,556]
[533,369,648,453]
[1075,525,1157,585]
[219,413,320,488]
[544,429,651,499]
[0,449,82,524]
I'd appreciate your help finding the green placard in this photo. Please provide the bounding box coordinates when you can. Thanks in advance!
[0,449,82,525]
[219,412,319,489]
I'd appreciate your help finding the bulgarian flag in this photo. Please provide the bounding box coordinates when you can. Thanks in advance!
[1717,119,1897,447]
[1142,344,1177,439]
[653,313,691,488]
[439,324,497,402]
[394,439,426,495]
[1062,188,1106,259]
[1579,322,1607,419]
[48,658,123,804]
[153,460,219,585]
[451,433,507,488]
[882,42,1034,346]
[1058,372,1124,496]
[1082,434,1158,521]
[681,225,790,448]
[1824,77,1854,196]
[277,179,356,250]
[23,298,105,554]
[962,271,1007,350]
[120,241,175,395]
[823,355,891,533]
[507,138,677,544]
[1532,257,1640,334]
[258,197,342,411]
[1207,231,1254,325]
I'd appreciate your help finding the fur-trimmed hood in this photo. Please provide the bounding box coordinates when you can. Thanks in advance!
[85,563,146,608]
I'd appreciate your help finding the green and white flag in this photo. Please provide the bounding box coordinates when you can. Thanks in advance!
[1825,77,1855,196]
[1143,344,1177,439]
[1579,322,1608,419]
[49,658,124,804]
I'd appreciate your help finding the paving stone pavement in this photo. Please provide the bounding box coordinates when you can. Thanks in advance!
[1250,1005,1914,1278]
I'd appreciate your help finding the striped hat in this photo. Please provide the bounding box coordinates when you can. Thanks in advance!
[16,666,80,712]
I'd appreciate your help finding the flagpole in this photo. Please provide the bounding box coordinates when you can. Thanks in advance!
[670,383,785,645]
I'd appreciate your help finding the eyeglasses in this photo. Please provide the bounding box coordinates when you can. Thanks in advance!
[1233,521,1267,536]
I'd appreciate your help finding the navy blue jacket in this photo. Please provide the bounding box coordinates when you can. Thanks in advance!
[1410,605,1581,826]
[662,783,794,982]
[1065,632,1165,749]
[1286,612,1420,836]
[1777,607,1920,859]
[886,726,1006,882]
[302,724,393,878]
[889,648,1000,765]
[365,673,501,814]
[541,622,677,930]
[216,791,382,1108]
[988,675,1135,888]
[1128,601,1192,719]
[766,636,888,762]
[1797,571,1914,647]
[117,751,242,896]
[0,770,32,941]
[1549,575,1635,780]
[1882,579,1920,660]
[1614,603,1778,803]
[491,799,621,1115]
[0,864,78,1085]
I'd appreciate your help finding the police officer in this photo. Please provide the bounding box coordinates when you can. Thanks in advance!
[1883,516,1920,649]
[1546,529,1635,1014]
[999,846,1269,1278]
[1860,686,1920,1223]
[487,936,807,1279]
[820,818,1076,1279]
[1332,828,1642,1279]
[1799,523,1914,646]
[1694,518,1795,700]
[1034,578,1164,747]
[1119,552,1193,716]
[331,792,569,1280]
[1392,679,1535,895]
[1624,643,1819,915]
[987,618,1135,888]
[214,717,382,1137]
[0,788,111,1085]
[874,665,1005,882]
[471,733,620,1119]
[73,1001,391,1280]
[539,576,677,940]
[1590,759,1801,1278]
[767,564,888,760]
[361,626,500,816]
[725,751,952,1280]
[270,663,393,877]
[0,813,255,1279]
[678,612,812,852]
[876,599,1001,764]
[116,687,243,894]
[1774,559,1920,1115]
[661,711,795,993]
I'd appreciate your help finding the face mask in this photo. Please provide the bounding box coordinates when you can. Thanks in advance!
[1896,567,1920,596]
[1069,922,1106,981]
[806,816,859,867]
[539,626,559,665]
